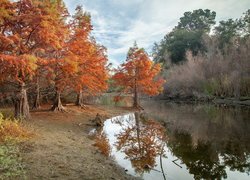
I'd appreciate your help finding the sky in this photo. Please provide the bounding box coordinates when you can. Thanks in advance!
[64,0,250,66]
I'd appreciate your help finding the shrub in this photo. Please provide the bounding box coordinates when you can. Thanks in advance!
[0,113,32,143]
[93,131,111,157]
[163,37,250,99]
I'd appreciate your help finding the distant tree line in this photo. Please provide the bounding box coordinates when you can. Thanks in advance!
[153,9,250,99]
[153,9,250,65]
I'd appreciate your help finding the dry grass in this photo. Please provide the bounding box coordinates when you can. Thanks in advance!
[164,37,250,99]
[0,113,33,143]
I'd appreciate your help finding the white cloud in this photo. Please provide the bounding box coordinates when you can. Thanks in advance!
[108,47,129,55]
[64,0,250,67]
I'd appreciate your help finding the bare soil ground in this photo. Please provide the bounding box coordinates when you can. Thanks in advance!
[20,104,137,180]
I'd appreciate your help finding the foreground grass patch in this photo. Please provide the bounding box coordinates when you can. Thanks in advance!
[0,112,33,179]
[0,143,25,179]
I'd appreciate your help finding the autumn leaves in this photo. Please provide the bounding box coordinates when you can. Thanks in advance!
[113,43,164,109]
[0,0,164,119]
[0,0,108,118]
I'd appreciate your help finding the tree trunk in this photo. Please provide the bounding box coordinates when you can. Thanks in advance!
[14,83,30,119]
[75,90,86,108]
[133,80,139,108]
[32,79,40,109]
[133,82,143,110]
[51,91,65,112]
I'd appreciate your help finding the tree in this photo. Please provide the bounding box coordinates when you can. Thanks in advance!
[214,19,241,49]
[113,43,164,109]
[153,9,216,64]
[0,0,108,115]
[0,0,68,118]
[241,9,250,37]
[47,57,78,111]
[67,6,108,108]
[30,0,70,110]
[213,9,250,50]
[42,1,75,112]
[32,59,47,110]
[166,29,205,64]
[0,55,37,119]
[177,9,216,32]
[73,44,108,107]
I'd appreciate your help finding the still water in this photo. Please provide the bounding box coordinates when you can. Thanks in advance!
[90,100,250,180]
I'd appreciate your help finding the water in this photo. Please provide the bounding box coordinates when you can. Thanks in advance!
[90,100,250,180]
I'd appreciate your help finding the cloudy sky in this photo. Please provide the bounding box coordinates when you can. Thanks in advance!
[64,0,250,66]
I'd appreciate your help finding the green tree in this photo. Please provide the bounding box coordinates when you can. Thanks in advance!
[177,9,216,32]
[241,9,250,36]
[214,19,241,49]
[214,9,250,49]
[167,29,205,64]
[153,9,216,64]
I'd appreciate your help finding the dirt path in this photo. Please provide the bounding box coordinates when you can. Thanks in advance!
[21,105,137,180]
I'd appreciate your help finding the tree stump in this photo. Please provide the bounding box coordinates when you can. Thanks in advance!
[93,113,104,126]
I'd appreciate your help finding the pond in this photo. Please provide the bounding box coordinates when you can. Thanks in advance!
[90,100,250,180]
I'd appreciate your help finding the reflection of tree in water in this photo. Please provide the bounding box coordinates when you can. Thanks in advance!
[115,112,166,174]
[168,131,227,179]
[141,101,250,179]
[91,107,250,179]
[93,127,111,157]
[167,130,250,179]
[221,140,250,173]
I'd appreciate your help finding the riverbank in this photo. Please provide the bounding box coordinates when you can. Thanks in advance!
[1,105,138,180]
[155,95,250,107]
[93,92,250,107]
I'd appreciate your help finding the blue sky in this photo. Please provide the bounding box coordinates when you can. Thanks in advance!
[64,0,250,67]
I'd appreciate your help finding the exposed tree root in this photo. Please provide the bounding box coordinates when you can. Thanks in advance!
[51,92,67,112]
[51,105,67,112]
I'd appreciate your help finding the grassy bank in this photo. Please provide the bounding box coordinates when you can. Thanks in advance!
[0,111,32,179]
[0,143,25,179]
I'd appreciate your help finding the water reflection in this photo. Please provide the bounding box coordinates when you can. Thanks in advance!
[168,131,227,179]
[167,129,250,179]
[90,101,250,180]
[115,112,166,174]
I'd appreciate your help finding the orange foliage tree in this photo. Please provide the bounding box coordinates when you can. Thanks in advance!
[67,6,108,108]
[0,0,68,118]
[47,57,78,111]
[31,0,70,110]
[0,55,37,119]
[0,1,108,116]
[46,5,108,111]
[113,43,164,109]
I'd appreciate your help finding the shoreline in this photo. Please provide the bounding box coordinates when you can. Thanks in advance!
[152,96,250,107]
[3,104,139,180]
